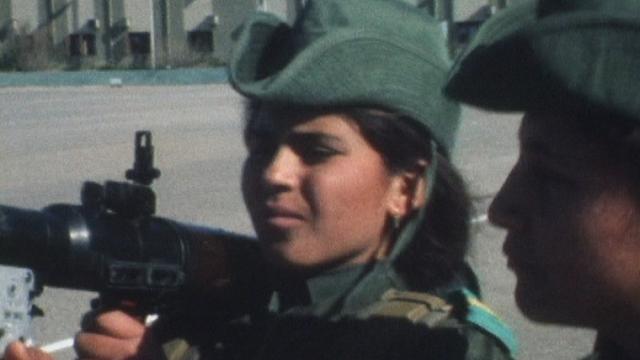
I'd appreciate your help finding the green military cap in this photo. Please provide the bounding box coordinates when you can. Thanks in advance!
[229,0,461,154]
[445,0,640,122]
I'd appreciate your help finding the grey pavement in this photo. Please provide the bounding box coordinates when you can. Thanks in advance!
[0,68,228,87]
[0,84,594,359]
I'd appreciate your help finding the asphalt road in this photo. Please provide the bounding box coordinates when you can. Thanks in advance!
[0,84,595,359]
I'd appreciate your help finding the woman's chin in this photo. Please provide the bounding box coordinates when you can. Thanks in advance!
[261,244,319,272]
[514,279,564,324]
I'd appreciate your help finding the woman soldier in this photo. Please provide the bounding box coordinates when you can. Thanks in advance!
[446,0,640,358]
[7,0,515,359]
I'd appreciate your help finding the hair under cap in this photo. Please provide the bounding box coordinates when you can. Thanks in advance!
[445,0,640,124]
[229,0,461,154]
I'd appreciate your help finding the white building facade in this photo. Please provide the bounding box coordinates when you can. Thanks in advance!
[0,0,302,68]
[0,0,503,70]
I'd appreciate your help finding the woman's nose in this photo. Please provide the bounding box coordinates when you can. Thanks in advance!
[488,193,512,230]
[263,146,300,189]
[488,171,526,231]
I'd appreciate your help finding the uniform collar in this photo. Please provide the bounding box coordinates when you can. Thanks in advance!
[269,262,402,318]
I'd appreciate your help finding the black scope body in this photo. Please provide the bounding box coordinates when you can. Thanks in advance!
[0,131,269,316]
[0,195,187,296]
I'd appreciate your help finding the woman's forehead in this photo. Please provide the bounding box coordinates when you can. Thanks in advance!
[520,112,598,143]
[521,112,576,136]
[249,105,315,130]
[519,112,616,168]
[247,105,358,135]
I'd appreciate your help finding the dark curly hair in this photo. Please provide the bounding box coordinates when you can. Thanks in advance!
[343,108,472,291]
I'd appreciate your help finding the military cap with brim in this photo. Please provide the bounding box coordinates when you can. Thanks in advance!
[229,0,460,154]
[445,0,640,122]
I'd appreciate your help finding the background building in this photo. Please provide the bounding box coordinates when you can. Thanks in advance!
[0,0,508,71]
[0,0,303,69]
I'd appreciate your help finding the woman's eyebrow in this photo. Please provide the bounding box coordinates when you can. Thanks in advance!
[520,137,580,175]
[287,131,344,145]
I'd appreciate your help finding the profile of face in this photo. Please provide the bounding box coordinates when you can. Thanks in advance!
[489,112,640,328]
[241,107,417,274]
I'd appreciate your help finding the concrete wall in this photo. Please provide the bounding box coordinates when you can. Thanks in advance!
[2,0,500,68]
[211,0,256,62]
[454,0,483,20]
[151,0,186,66]
[184,0,213,30]
[124,1,151,32]
[36,0,70,48]
[9,0,38,33]
[0,0,11,35]
[454,0,519,20]
[68,0,96,33]
[209,0,301,62]
[262,0,300,23]
[92,0,127,63]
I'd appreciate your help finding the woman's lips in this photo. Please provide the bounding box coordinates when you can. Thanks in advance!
[503,234,522,271]
[503,234,535,273]
[263,205,305,228]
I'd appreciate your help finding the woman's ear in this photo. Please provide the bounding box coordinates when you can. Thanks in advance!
[386,159,429,217]
[410,159,429,209]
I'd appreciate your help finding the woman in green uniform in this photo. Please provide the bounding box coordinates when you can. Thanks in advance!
[6,1,515,359]
[445,0,640,358]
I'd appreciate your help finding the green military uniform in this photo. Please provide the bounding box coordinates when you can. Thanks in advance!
[154,0,517,358]
[445,0,640,120]
[445,1,640,359]
[156,254,515,360]
[581,337,635,360]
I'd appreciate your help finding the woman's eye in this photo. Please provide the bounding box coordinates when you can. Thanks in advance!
[531,164,574,191]
[518,156,572,195]
[298,144,340,164]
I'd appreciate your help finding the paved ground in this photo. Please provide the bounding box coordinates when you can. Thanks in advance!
[0,85,595,359]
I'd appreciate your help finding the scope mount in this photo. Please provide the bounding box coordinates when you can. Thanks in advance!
[125,131,161,186]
